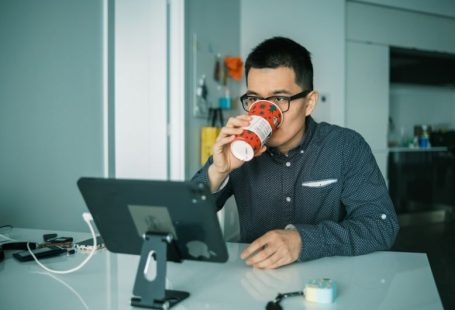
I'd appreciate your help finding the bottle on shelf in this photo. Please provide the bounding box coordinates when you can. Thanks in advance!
[418,125,431,149]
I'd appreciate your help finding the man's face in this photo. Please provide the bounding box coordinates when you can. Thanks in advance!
[246,67,315,153]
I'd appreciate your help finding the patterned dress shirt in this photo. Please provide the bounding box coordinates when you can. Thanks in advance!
[192,116,400,261]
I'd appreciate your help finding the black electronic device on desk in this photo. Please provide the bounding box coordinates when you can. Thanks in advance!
[77,177,228,310]
[13,246,66,262]
[0,242,37,263]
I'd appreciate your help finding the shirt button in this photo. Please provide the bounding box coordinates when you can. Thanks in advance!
[300,150,304,154]
[381,214,387,220]
[285,162,291,167]
[286,197,291,202]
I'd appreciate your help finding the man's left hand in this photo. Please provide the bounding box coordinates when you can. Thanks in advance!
[240,229,302,269]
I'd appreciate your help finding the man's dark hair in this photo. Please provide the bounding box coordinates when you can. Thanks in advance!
[245,37,313,91]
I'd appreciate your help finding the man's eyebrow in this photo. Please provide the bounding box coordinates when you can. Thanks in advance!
[271,89,293,95]
[246,89,293,96]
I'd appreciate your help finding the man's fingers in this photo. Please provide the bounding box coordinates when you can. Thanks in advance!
[217,127,243,140]
[251,250,281,269]
[252,246,293,269]
[226,115,251,128]
[213,135,236,152]
[241,230,302,269]
[240,236,269,260]
[244,244,275,266]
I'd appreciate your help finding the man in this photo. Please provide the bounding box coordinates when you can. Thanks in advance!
[192,37,399,269]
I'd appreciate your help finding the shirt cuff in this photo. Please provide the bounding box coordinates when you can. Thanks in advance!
[285,224,297,231]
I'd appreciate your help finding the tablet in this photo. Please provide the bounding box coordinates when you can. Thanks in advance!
[77,177,228,263]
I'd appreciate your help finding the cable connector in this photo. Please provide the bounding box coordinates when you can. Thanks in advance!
[27,211,98,274]
[82,212,93,222]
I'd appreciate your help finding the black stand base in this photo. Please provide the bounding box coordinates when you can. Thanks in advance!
[131,290,189,309]
[131,233,189,309]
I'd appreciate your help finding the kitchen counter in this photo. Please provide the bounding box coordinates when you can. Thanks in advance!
[388,147,455,215]
[388,147,448,152]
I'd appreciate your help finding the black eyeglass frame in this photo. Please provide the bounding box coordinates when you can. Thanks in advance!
[240,90,312,113]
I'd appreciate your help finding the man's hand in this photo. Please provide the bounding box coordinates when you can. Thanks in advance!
[208,115,267,192]
[240,229,302,269]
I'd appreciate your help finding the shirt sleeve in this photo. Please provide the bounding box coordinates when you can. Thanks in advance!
[294,132,400,262]
[190,156,233,211]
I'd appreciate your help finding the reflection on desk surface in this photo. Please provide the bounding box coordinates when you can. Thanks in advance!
[1,228,443,310]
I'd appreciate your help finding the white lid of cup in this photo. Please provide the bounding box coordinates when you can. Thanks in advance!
[230,140,254,162]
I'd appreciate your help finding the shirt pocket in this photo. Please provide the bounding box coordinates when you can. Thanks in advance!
[298,179,340,222]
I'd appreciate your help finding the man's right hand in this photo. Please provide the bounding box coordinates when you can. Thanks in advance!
[208,114,267,192]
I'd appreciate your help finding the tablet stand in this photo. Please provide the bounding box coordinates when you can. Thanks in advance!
[131,233,189,309]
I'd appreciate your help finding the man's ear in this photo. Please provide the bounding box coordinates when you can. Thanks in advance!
[304,91,319,116]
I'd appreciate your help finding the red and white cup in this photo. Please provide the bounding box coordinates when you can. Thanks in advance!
[230,100,283,161]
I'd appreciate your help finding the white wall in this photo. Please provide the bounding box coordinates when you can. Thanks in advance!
[240,0,346,126]
[0,0,106,231]
[346,41,390,179]
[169,0,186,181]
[354,0,455,18]
[347,2,455,54]
[115,0,168,179]
[347,42,389,151]
[115,0,184,180]
[390,84,455,138]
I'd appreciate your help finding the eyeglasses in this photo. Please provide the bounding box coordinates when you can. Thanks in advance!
[240,90,312,113]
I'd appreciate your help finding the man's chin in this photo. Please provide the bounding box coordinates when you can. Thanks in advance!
[266,139,280,148]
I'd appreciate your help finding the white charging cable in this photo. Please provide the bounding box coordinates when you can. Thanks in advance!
[26,212,97,274]
[34,271,90,310]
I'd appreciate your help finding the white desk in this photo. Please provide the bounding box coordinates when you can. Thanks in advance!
[1,228,443,309]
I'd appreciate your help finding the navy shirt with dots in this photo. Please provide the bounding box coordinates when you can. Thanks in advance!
[192,116,400,262]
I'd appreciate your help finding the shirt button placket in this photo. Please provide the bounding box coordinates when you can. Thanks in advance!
[283,160,294,223]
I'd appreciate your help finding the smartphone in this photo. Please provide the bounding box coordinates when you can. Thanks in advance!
[13,246,66,262]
